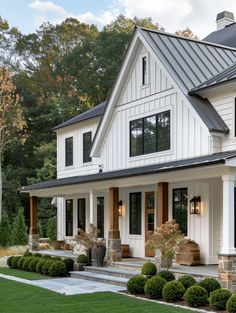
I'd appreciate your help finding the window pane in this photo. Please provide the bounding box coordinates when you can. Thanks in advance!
[83,132,92,163]
[173,188,188,236]
[142,56,147,85]
[129,192,142,235]
[157,111,170,152]
[78,198,86,231]
[66,199,73,236]
[130,119,143,157]
[144,115,156,154]
[97,197,104,238]
[65,137,73,166]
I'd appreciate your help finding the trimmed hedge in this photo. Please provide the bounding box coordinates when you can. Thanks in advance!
[209,288,232,311]
[178,275,196,290]
[17,257,26,270]
[157,270,175,282]
[127,275,147,295]
[22,257,35,271]
[77,254,88,263]
[227,294,236,313]
[162,281,185,302]
[184,285,208,307]
[198,278,221,296]
[144,275,167,299]
[28,258,41,272]
[11,256,21,269]
[7,256,15,268]
[141,262,157,277]
[36,260,47,273]
[49,261,67,277]
[63,258,74,273]
[23,251,33,257]
[42,260,54,276]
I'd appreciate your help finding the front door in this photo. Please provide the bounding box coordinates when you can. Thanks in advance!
[145,191,155,257]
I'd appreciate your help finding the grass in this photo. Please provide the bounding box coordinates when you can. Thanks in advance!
[0,267,46,280]
[0,278,195,313]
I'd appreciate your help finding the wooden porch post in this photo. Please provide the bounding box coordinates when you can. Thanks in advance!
[108,187,121,263]
[157,182,169,226]
[29,196,39,250]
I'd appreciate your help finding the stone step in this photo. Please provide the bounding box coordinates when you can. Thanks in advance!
[83,266,139,279]
[70,271,128,287]
[112,261,144,271]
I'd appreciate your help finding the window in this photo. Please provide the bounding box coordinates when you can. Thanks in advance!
[97,197,104,238]
[78,198,86,231]
[142,56,148,85]
[83,131,92,163]
[129,192,142,235]
[130,110,170,157]
[65,137,73,166]
[66,199,73,236]
[173,188,188,236]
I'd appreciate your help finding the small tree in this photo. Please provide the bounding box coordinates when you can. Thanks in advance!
[12,208,28,246]
[47,216,57,242]
[0,212,11,247]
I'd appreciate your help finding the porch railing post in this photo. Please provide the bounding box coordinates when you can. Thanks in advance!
[157,182,169,226]
[29,195,39,250]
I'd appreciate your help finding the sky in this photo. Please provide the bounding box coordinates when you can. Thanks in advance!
[1,0,236,38]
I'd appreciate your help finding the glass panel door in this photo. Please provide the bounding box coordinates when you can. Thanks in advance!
[145,192,155,257]
[77,198,86,231]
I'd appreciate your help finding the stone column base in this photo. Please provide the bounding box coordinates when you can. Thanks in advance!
[218,254,236,291]
[29,234,39,251]
[107,238,122,264]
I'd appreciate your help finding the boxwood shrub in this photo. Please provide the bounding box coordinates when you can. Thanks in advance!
[227,294,236,313]
[209,288,232,311]
[162,281,185,302]
[184,285,208,307]
[48,261,67,277]
[28,258,41,272]
[36,259,47,273]
[63,258,74,273]
[198,278,221,295]
[144,275,167,299]
[17,257,26,270]
[178,275,196,290]
[23,251,33,257]
[77,254,88,264]
[127,275,147,295]
[42,260,54,276]
[22,257,35,271]
[7,256,15,268]
[157,270,175,282]
[141,262,157,277]
[11,256,21,269]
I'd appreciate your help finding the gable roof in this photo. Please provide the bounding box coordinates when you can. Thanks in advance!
[203,22,236,48]
[53,101,107,131]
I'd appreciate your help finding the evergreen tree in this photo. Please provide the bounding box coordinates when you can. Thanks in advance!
[0,212,11,247]
[37,221,43,239]
[47,216,57,242]
[12,208,28,245]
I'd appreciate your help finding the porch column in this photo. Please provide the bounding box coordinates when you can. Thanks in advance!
[107,187,121,263]
[29,196,39,250]
[218,175,236,291]
[157,182,169,226]
[89,190,97,225]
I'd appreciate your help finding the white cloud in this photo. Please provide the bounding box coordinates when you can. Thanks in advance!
[29,0,67,15]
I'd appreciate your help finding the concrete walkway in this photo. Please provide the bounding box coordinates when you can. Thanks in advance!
[0,273,125,295]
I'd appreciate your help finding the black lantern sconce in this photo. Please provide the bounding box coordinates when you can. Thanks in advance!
[190,196,201,215]
[118,200,123,217]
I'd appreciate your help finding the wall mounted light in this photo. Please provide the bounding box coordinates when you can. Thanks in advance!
[118,200,123,217]
[190,196,201,215]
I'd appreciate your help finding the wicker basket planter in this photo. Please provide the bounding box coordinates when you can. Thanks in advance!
[175,240,200,266]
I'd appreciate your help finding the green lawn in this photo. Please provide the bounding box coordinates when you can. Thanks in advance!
[0,278,194,313]
[0,267,46,280]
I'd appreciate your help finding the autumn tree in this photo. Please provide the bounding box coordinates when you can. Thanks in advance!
[0,68,26,218]
[175,27,199,40]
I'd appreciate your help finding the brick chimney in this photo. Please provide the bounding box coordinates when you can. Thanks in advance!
[216,11,235,30]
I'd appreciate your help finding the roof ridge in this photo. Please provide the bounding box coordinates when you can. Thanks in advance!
[138,26,236,51]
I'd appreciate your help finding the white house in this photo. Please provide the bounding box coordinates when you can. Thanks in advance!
[20,11,236,278]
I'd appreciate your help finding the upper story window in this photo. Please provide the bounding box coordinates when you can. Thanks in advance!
[142,56,148,85]
[65,137,73,167]
[130,110,170,157]
[83,131,92,163]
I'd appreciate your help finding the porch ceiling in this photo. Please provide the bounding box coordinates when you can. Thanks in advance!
[19,150,236,197]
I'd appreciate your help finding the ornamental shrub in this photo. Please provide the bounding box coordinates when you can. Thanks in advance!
[52,256,62,261]
[12,208,28,246]
[227,294,236,313]
[42,260,54,275]
[77,254,88,263]
[34,253,42,258]
[184,285,208,307]
[28,258,41,272]
[23,251,33,257]
[162,281,185,302]
[11,256,21,269]
[36,260,47,273]
[178,275,196,290]
[144,275,167,299]
[42,255,52,260]
[47,216,57,242]
[198,278,221,295]
[127,275,147,294]
[157,270,175,282]
[0,212,12,247]
[141,262,157,276]
[17,257,26,270]
[209,288,232,311]
[63,258,74,273]
[48,261,67,277]
[7,256,14,268]
[22,257,35,271]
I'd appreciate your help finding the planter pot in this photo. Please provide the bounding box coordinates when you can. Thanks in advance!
[93,245,106,267]
[176,240,200,266]
[52,240,65,250]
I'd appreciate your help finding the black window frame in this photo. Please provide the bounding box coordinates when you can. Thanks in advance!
[130,110,171,157]
[129,192,142,235]
[65,136,73,167]
[97,197,104,238]
[83,131,92,163]
[77,198,86,232]
[142,56,147,85]
[172,188,188,236]
[65,199,73,236]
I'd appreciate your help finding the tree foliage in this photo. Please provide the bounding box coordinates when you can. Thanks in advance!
[0,212,11,247]
[12,207,28,246]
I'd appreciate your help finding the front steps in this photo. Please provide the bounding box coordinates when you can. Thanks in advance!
[70,265,140,287]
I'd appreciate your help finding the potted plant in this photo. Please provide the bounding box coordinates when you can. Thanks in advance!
[146,220,184,269]
[75,254,89,271]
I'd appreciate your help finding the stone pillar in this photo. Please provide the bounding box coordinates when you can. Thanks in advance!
[157,182,169,226]
[29,196,39,250]
[218,175,236,291]
[107,187,121,263]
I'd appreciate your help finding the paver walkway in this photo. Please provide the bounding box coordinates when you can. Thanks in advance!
[0,273,125,295]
